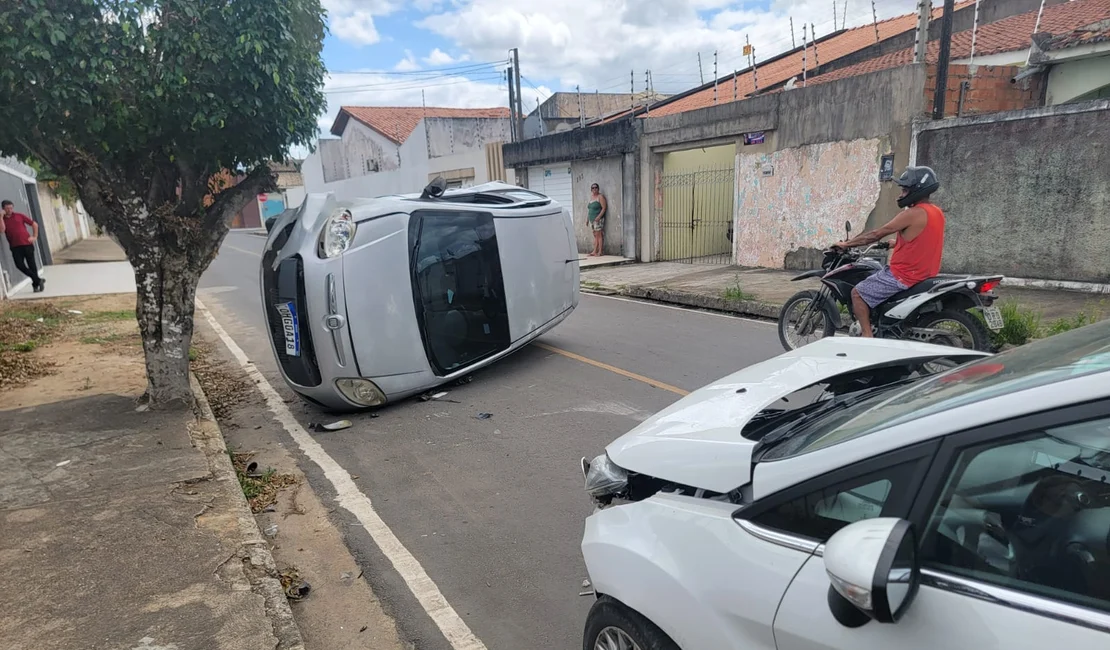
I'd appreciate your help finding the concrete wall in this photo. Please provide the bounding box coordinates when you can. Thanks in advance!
[504,120,639,168]
[423,117,511,159]
[318,139,348,184]
[735,138,883,267]
[639,65,925,263]
[571,157,623,256]
[342,120,401,178]
[36,184,90,253]
[914,101,1110,283]
[1047,56,1110,105]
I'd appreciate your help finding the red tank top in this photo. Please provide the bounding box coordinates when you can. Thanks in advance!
[888,203,945,286]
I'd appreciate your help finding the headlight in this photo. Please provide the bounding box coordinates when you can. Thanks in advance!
[320,209,356,258]
[583,453,629,498]
[335,378,386,407]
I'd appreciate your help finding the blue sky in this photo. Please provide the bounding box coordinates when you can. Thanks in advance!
[314,0,923,131]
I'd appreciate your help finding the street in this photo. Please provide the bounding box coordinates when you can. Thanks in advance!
[199,230,783,650]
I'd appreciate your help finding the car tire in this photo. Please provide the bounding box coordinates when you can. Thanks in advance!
[583,596,680,650]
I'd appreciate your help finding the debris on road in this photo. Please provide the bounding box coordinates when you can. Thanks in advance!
[230,452,299,513]
[453,375,474,386]
[279,568,312,601]
[309,420,352,432]
[476,412,493,420]
[55,460,72,467]
[264,524,279,538]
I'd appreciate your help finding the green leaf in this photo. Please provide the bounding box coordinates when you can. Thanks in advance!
[272,71,280,85]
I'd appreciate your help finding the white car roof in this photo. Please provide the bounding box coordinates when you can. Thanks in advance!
[309,182,557,217]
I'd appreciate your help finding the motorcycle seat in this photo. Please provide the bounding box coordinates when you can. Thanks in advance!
[882,276,948,306]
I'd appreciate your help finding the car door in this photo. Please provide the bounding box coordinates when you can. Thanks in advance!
[772,400,1110,650]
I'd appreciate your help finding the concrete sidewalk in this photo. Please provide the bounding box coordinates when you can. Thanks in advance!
[0,290,303,650]
[51,236,129,264]
[14,236,135,299]
[581,262,1108,325]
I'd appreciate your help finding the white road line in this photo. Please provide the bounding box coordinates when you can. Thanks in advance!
[195,298,488,650]
[584,292,776,327]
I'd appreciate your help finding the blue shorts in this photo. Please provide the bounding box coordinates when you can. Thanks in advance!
[856,267,909,308]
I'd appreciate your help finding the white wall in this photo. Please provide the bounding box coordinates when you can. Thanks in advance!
[1046,55,1110,104]
[304,117,514,201]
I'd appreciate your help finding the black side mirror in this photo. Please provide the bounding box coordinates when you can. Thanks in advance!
[421,176,448,199]
[265,217,276,233]
[845,220,852,238]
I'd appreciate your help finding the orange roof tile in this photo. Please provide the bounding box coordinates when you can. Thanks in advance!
[809,0,1110,85]
[644,2,975,118]
[332,106,512,144]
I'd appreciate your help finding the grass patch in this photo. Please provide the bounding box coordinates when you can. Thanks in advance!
[80,333,126,345]
[988,301,1041,347]
[230,451,298,513]
[87,309,134,322]
[189,346,199,361]
[581,280,602,290]
[722,277,756,302]
[0,302,70,388]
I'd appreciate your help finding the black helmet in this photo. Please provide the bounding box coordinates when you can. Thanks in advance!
[895,166,939,208]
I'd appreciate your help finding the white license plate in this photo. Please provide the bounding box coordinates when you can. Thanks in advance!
[982,305,1004,332]
[275,301,301,357]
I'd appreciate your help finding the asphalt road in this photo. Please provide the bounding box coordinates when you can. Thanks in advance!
[199,230,783,650]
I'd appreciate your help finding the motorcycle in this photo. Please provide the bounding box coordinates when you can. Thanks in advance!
[777,221,1004,352]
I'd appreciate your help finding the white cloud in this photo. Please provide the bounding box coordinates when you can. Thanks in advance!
[416,0,927,94]
[395,50,421,71]
[423,48,469,66]
[323,0,400,46]
[316,71,548,137]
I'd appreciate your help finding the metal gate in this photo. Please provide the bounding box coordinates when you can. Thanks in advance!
[659,163,735,264]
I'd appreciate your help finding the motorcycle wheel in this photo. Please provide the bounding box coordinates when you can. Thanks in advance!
[778,289,836,351]
[916,308,993,352]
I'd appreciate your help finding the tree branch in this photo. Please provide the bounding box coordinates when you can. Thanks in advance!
[203,163,275,229]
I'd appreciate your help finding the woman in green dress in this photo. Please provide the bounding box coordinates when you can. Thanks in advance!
[586,183,607,257]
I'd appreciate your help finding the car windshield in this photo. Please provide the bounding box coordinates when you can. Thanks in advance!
[763,318,1110,460]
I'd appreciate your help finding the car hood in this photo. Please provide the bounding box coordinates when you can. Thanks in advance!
[605,337,989,494]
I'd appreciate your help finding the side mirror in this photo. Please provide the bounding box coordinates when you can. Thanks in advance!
[265,217,276,233]
[421,176,448,199]
[824,518,919,625]
[844,220,852,238]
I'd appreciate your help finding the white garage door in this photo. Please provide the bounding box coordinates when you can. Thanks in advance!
[527,164,574,220]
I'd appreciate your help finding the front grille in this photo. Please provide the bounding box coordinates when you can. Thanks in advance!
[262,252,322,387]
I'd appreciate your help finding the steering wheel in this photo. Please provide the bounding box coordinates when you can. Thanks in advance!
[1009,476,1092,590]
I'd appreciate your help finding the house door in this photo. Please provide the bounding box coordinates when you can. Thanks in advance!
[659,163,735,264]
[527,164,574,221]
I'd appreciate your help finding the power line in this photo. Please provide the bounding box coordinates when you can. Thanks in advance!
[328,59,508,76]
[324,74,505,95]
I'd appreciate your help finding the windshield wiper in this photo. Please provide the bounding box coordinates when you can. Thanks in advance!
[753,377,919,456]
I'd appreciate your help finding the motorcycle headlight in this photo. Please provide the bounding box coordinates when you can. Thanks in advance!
[320,209,356,258]
[582,453,629,498]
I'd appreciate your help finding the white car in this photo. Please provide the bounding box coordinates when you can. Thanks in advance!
[580,323,1110,650]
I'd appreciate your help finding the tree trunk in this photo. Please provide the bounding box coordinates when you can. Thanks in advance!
[133,246,203,408]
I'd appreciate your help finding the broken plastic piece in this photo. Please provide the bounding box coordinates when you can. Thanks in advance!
[67,309,83,314]
[55,460,72,467]
[476,412,492,420]
[264,524,279,538]
[310,420,352,432]
[286,580,311,600]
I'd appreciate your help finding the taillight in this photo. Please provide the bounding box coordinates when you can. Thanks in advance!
[978,280,999,293]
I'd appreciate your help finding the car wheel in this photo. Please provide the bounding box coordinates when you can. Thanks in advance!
[583,597,680,650]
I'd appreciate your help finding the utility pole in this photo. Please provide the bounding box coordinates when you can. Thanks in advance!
[506,67,517,142]
[913,0,931,64]
[698,53,705,84]
[932,0,956,119]
[511,48,524,141]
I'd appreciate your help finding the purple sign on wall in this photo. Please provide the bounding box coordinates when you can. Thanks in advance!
[744,132,766,145]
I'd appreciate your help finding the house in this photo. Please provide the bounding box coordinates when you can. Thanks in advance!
[301,106,513,201]
[523,92,665,138]
[504,0,1110,277]
[1,155,94,298]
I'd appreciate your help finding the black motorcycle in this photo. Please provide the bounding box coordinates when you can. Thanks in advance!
[777,221,1003,352]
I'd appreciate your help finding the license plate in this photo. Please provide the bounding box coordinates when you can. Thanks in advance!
[275,301,301,357]
[982,305,1004,332]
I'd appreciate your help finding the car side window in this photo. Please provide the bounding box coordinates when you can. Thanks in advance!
[752,461,916,542]
[921,416,1110,614]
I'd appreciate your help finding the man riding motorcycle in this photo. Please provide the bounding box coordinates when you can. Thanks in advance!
[833,166,945,337]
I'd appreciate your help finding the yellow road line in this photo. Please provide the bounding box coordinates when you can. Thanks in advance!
[533,342,690,396]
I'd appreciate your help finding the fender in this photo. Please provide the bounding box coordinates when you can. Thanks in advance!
[582,496,805,650]
[884,282,979,320]
[790,269,824,281]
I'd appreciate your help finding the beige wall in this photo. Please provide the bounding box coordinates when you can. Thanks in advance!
[734,138,883,268]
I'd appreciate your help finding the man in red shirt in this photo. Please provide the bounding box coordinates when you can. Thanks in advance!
[833,167,945,337]
[1,200,44,292]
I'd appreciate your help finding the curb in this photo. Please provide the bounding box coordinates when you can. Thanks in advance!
[189,373,307,650]
[584,282,783,320]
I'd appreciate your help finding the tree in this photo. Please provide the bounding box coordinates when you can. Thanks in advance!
[0,0,326,407]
